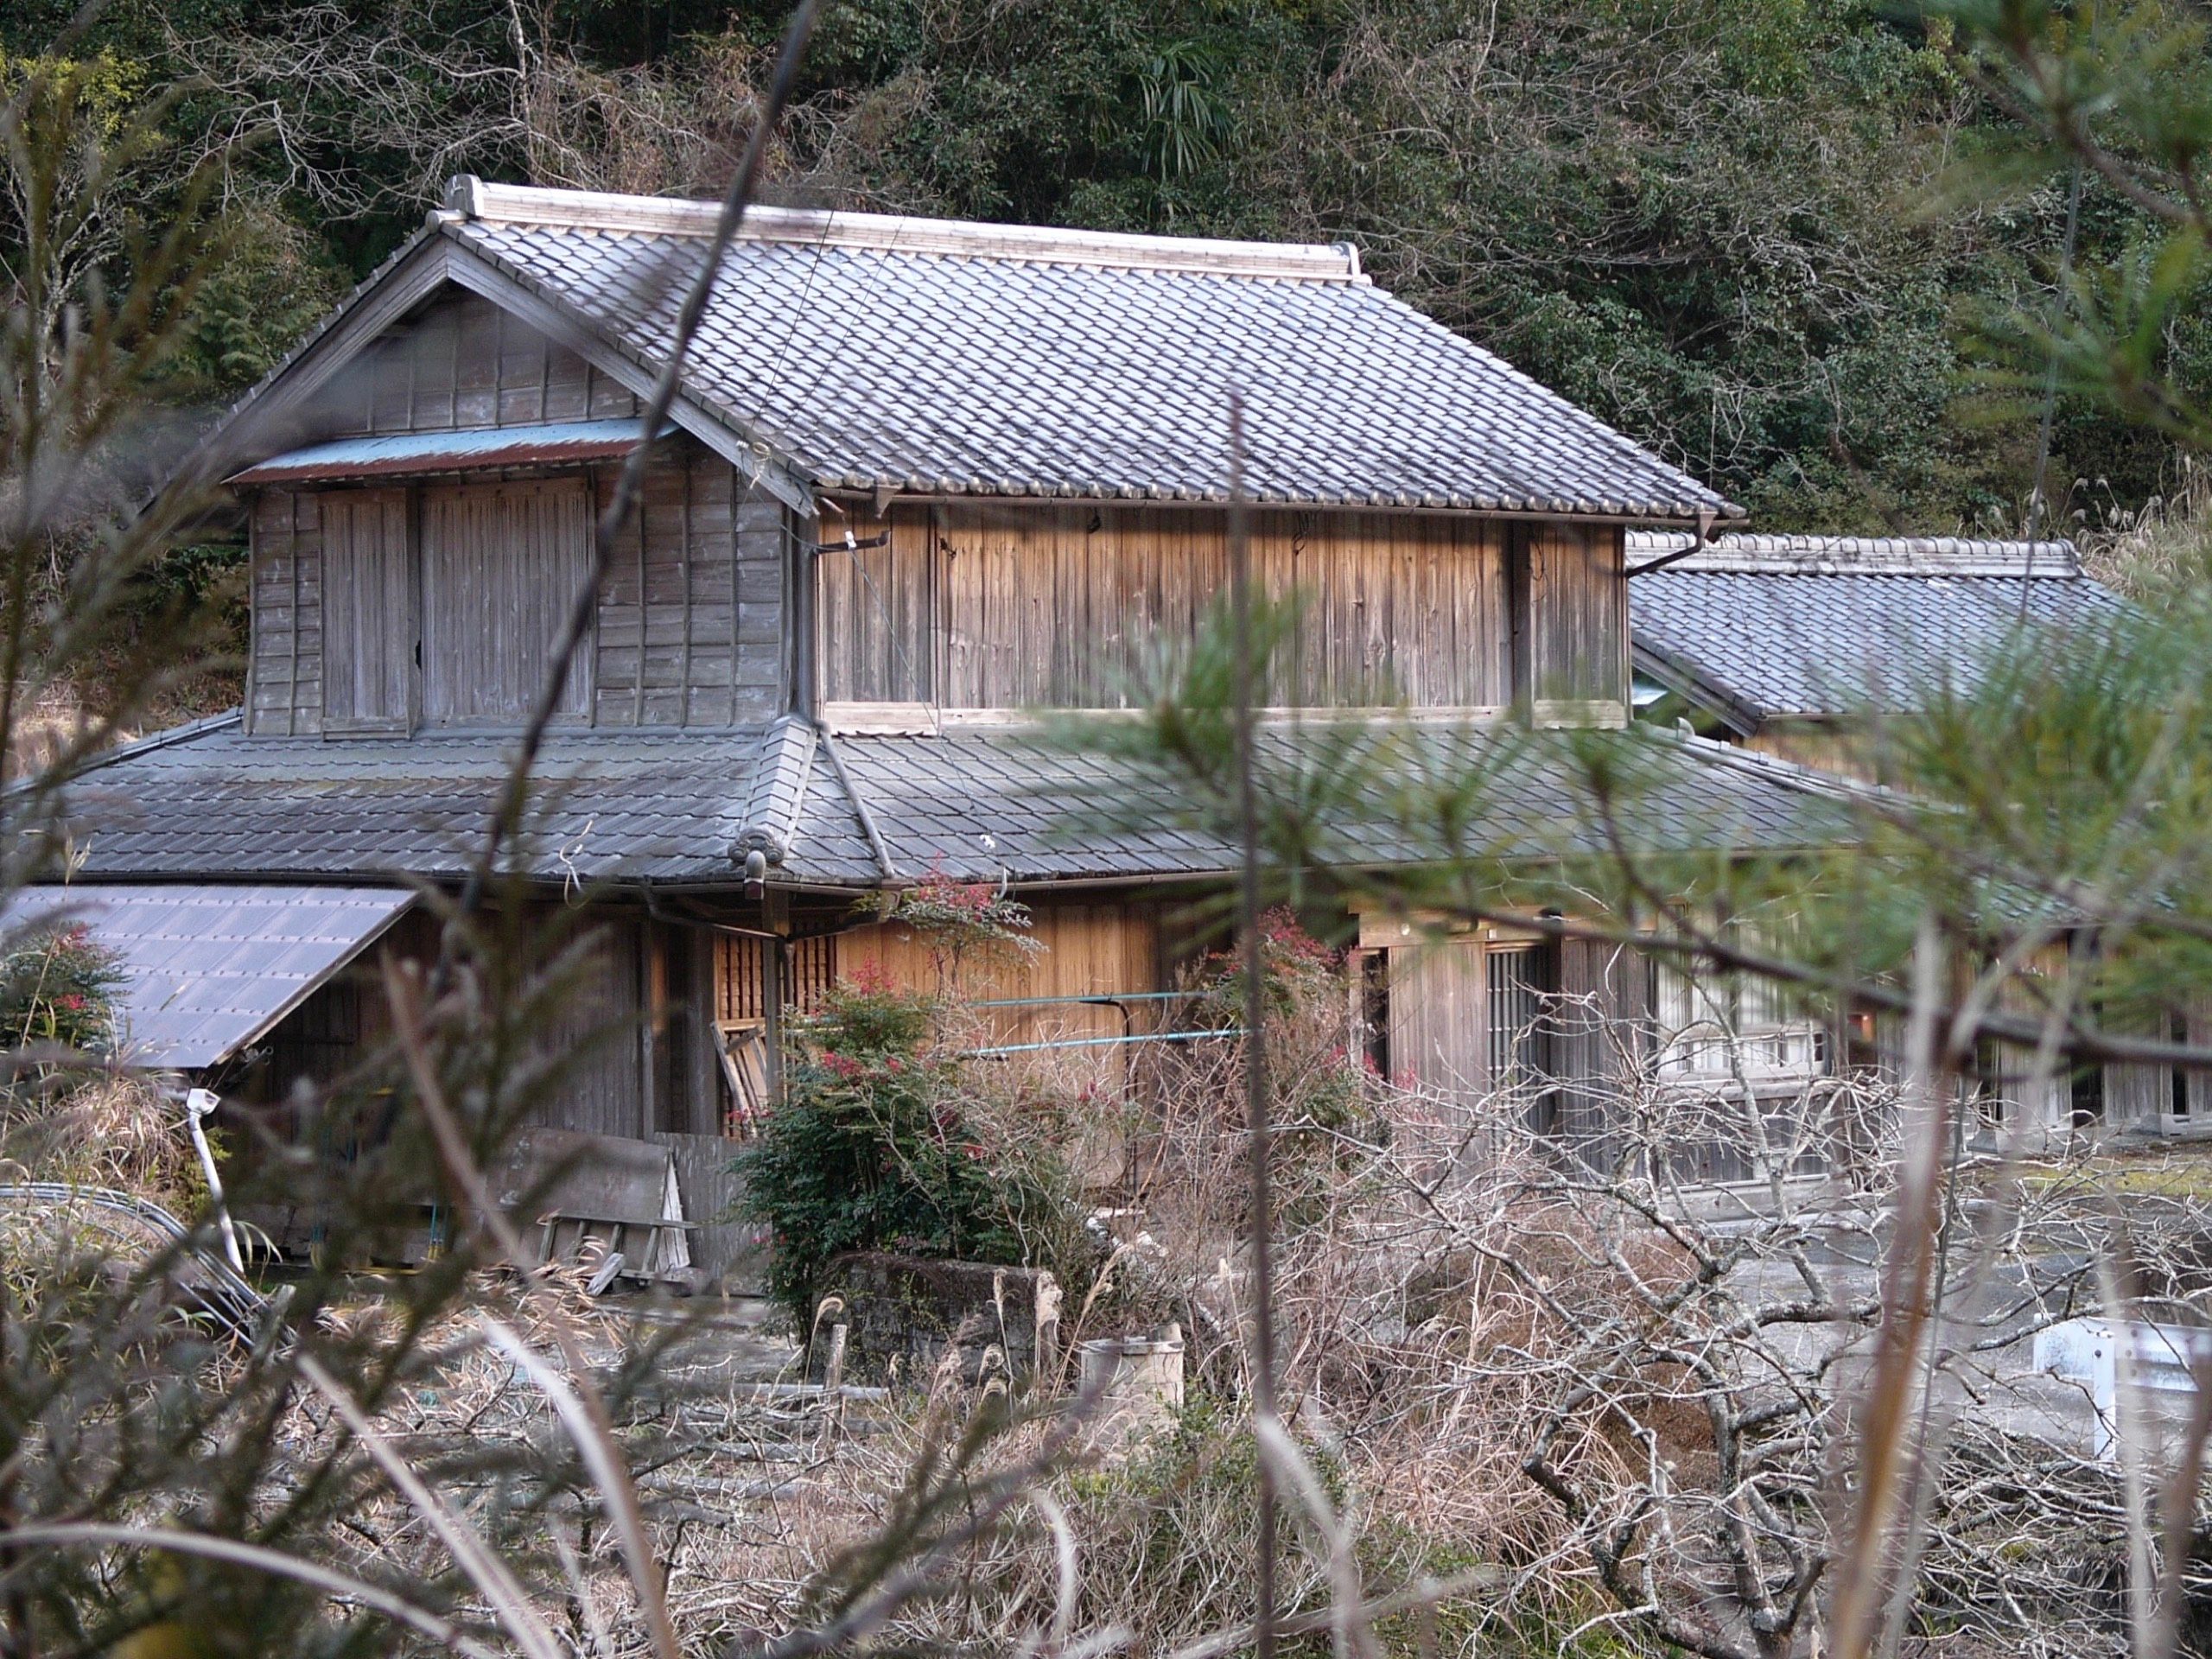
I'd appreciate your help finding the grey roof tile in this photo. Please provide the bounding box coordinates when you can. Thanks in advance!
[58,715,1848,893]
[447,214,1732,520]
[1630,559,2124,725]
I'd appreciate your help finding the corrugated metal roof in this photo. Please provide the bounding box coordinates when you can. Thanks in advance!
[54,716,1847,890]
[0,884,415,1068]
[227,420,674,485]
[415,186,1738,520]
[1629,545,2125,726]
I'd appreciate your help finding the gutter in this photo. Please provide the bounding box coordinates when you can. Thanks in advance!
[1623,509,1716,577]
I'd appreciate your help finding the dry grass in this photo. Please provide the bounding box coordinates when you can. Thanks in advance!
[0,1071,207,1211]
[2075,461,2212,601]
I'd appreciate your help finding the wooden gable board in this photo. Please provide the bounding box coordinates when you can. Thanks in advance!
[185,229,813,517]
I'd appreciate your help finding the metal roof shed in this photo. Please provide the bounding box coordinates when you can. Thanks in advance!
[0,885,416,1069]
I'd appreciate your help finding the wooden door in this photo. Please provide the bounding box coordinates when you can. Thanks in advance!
[421,480,594,724]
[321,487,415,733]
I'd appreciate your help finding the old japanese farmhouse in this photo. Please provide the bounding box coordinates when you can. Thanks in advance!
[30,181,1859,1274]
[1623,531,2191,1141]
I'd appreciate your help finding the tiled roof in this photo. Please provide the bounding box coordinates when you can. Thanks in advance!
[60,723,769,887]
[1627,534,2125,727]
[419,182,1733,520]
[56,714,1846,890]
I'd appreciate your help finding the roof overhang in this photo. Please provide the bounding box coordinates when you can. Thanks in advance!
[228,420,677,486]
[1630,639,1769,736]
[0,884,416,1070]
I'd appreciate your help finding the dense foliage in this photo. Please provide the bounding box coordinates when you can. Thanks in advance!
[5,0,2205,537]
[0,925,126,1054]
[737,975,1084,1323]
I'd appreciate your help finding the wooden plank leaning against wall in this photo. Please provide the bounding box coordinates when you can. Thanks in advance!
[817,502,1625,717]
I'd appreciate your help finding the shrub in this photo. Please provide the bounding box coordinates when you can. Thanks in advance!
[0,925,125,1055]
[738,976,1085,1324]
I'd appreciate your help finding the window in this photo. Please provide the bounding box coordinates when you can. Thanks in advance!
[316,479,595,734]
[1653,957,1823,1085]
[1487,942,1556,1128]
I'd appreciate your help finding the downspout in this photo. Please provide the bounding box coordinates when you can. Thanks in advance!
[183,1087,246,1272]
[1623,508,1716,578]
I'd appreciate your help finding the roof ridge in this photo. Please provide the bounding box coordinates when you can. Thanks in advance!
[1628,530,2082,578]
[442,176,1366,283]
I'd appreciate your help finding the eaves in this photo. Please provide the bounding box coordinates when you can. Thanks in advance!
[1630,639,1771,738]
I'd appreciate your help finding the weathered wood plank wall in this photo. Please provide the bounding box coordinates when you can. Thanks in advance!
[422,478,594,722]
[836,902,1163,1042]
[1522,522,1626,709]
[592,458,786,727]
[524,912,651,1140]
[820,503,1620,713]
[1385,937,1489,1105]
[245,447,785,733]
[299,289,640,436]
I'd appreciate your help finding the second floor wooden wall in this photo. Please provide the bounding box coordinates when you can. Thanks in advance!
[817,502,1625,717]
[246,446,786,734]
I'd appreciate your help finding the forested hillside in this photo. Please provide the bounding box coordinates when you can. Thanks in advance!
[5,0,2199,531]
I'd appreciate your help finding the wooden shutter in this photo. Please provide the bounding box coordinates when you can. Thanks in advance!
[1389,938,1487,1104]
[422,479,594,724]
[321,488,415,734]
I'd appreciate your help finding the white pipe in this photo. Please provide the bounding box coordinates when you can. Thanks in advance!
[184,1088,245,1272]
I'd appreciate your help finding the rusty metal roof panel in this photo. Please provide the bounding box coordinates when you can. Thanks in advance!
[226,420,674,485]
[0,884,416,1068]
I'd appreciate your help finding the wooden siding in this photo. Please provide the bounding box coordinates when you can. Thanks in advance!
[717,902,1164,1066]
[590,454,787,727]
[422,478,594,723]
[297,289,640,438]
[527,912,650,1140]
[1555,937,1649,1144]
[320,488,413,733]
[819,504,1522,712]
[1521,522,1627,709]
[1386,936,1489,1107]
[838,902,1162,1030]
[245,446,785,734]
